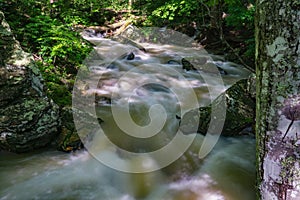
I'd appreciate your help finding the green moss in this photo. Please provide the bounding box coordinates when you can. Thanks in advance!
[46,82,72,107]
[56,107,82,152]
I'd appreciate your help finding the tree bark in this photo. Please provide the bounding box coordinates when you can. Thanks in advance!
[256,0,300,199]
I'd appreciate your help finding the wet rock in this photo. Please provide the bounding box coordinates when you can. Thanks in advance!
[106,63,118,70]
[56,107,82,152]
[127,52,135,60]
[197,78,255,136]
[217,66,228,75]
[82,28,96,37]
[95,95,112,105]
[0,11,60,152]
[182,58,197,71]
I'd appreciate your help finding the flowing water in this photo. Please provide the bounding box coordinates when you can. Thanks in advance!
[0,136,255,200]
[0,28,255,200]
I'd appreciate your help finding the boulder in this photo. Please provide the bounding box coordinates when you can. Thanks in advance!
[0,11,60,152]
[56,107,82,152]
[197,77,255,136]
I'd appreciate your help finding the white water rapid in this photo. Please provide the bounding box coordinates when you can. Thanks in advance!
[0,27,255,200]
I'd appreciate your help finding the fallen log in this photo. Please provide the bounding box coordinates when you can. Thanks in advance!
[75,20,131,33]
[114,20,132,35]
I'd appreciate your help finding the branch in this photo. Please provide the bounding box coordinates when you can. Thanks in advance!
[76,20,131,33]
[219,22,255,73]
[222,36,255,73]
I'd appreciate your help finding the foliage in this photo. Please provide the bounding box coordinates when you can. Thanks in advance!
[138,0,255,29]
[151,0,197,22]
[223,0,255,65]
[35,60,72,106]
[224,0,255,29]
[139,0,199,26]
[24,15,91,70]
[46,82,72,106]
[2,0,93,106]
[23,14,91,106]
[1,0,256,106]
[244,37,255,60]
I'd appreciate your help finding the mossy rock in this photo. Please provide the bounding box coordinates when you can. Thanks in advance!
[46,82,72,107]
[0,11,60,152]
[56,107,82,152]
[197,78,255,136]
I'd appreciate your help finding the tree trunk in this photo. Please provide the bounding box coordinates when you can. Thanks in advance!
[128,0,133,11]
[256,0,300,199]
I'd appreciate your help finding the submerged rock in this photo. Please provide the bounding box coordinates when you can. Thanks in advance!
[0,11,60,152]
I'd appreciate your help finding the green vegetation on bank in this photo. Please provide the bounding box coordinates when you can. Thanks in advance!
[1,0,255,106]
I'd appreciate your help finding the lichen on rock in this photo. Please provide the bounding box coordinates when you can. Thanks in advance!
[0,11,60,152]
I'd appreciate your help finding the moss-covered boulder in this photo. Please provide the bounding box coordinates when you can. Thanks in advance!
[56,107,82,152]
[0,11,60,152]
[197,77,255,136]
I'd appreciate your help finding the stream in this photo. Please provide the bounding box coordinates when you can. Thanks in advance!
[0,27,255,200]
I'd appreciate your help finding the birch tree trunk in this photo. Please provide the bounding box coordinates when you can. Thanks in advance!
[256,0,300,199]
[128,0,133,11]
